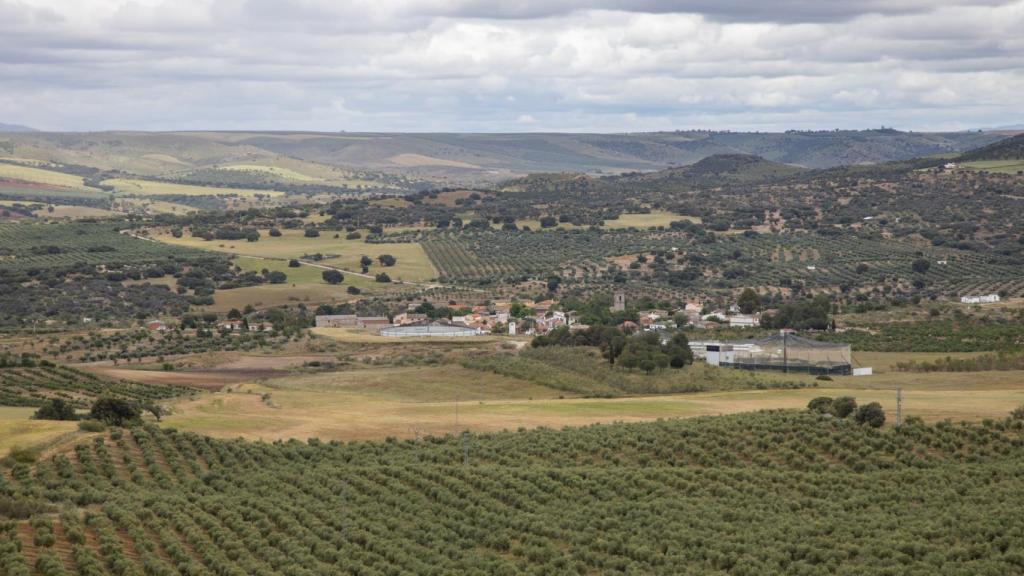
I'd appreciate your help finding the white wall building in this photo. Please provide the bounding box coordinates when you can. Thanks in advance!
[960,294,1000,304]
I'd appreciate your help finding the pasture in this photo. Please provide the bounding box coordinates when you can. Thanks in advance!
[0,406,78,456]
[961,159,1024,174]
[36,205,119,219]
[155,228,438,282]
[602,211,700,228]
[162,352,1024,443]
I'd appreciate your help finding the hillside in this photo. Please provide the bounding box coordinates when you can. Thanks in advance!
[960,133,1024,161]
[0,123,36,133]
[0,129,1005,183]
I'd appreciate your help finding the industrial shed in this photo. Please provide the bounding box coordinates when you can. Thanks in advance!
[695,333,852,375]
[379,321,482,338]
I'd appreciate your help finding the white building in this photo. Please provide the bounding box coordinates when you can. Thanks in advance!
[960,294,1000,304]
[379,320,482,338]
[728,314,759,328]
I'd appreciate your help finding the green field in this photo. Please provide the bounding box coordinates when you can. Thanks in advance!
[156,228,437,282]
[961,159,1024,174]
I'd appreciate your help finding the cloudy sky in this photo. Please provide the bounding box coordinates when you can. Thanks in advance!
[1,0,1022,132]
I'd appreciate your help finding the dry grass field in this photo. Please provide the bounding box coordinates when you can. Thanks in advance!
[0,162,85,188]
[0,407,79,455]
[158,351,1024,443]
[36,205,119,219]
[602,211,701,228]
[7,347,1023,457]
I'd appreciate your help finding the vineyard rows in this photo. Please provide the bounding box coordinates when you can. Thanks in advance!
[0,364,191,408]
[3,412,1024,574]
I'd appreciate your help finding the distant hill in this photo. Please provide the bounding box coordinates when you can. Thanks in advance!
[0,122,37,132]
[0,129,1004,183]
[502,154,804,196]
[959,133,1024,161]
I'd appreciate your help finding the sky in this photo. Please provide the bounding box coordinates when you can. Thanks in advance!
[1,0,1022,132]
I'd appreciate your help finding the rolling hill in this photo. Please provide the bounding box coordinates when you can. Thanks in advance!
[960,133,1024,161]
[0,129,1006,183]
[0,122,36,132]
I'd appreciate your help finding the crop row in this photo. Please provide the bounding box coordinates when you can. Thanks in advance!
[3,412,1024,574]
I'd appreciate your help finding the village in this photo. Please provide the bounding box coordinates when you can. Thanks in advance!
[309,291,766,340]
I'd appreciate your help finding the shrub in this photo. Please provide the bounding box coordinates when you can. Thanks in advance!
[854,402,886,428]
[288,259,300,268]
[78,420,107,432]
[807,396,834,414]
[378,254,397,267]
[322,270,344,284]
[304,228,320,238]
[32,399,78,421]
[269,228,282,237]
[6,445,39,464]
[831,396,858,418]
[1011,405,1024,420]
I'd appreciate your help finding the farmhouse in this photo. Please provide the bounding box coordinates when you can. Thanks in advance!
[960,294,1000,304]
[145,320,168,332]
[690,333,852,375]
[356,317,391,330]
[315,314,357,328]
[379,320,482,338]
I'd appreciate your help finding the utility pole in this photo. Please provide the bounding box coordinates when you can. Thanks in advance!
[782,330,788,373]
[896,387,903,428]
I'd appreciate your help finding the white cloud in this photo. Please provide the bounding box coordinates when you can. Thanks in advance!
[0,0,1021,131]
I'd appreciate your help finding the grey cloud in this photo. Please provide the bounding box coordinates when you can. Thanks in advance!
[0,0,1021,132]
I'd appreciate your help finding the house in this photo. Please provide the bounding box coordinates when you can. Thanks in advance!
[960,294,1000,304]
[315,314,357,328]
[356,316,392,329]
[145,320,168,332]
[394,313,428,325]
[217,320,245,331]
[728,314,760,328]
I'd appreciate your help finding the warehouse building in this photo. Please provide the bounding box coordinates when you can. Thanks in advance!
[379,320,482,338]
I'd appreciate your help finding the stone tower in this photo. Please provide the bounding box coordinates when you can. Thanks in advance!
[611,291,626,312]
